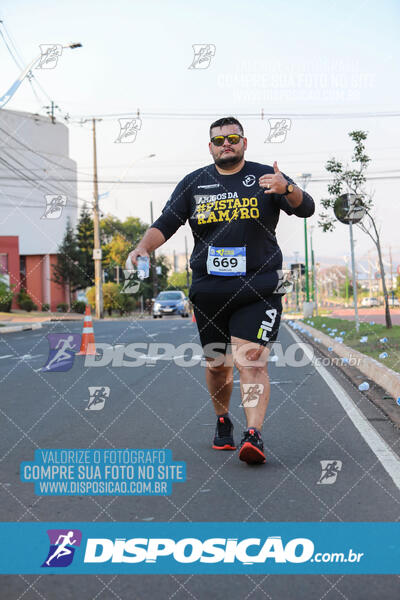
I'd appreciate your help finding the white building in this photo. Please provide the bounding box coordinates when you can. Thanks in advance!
[0,109,78,310]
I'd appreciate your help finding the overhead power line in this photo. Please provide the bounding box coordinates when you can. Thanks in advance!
[69,110,400,122]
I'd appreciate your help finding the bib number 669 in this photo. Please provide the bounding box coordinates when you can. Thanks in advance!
[213,257,238,268]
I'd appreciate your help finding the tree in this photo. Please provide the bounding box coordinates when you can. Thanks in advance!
[100,215,149,282]
[52,219,82,306]
[167,271,192,297]
[319,130,392,328]
[86,282,136,316]
[76,205,95,288]
[100,215,147,246]
[103,233,132,282]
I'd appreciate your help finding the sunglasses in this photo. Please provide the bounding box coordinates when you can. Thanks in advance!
[210,134,243,146]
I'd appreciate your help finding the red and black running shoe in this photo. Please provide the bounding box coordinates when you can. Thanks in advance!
[239,428,266,464]
[212,415,236,450]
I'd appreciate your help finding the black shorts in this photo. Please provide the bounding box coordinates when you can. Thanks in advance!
[189,287,282,357]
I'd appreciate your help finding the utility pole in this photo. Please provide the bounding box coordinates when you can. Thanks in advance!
[44,100,59,124]
[92,118,103,319]
[310,226,317,313]
[311,239,317,311]
[150,201,158,297]
[349,221,360,331]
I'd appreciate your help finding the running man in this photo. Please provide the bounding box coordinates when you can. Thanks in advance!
[128,117,315,464]
[44,335,75,370]
[45,531,76,565]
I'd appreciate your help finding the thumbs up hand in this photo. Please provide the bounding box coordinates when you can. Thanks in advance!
[259,161,288,194]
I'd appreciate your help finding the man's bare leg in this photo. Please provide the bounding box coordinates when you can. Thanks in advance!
[205,355,236,450]
[231,336,270,430]
[205,356,233,415]
[231,336,270,464]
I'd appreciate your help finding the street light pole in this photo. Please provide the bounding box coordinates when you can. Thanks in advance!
[0,42,82,108]
[92,118,103,319]
[310,226,317,314]
[298,173,312,302]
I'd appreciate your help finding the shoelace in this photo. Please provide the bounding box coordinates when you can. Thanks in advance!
[217,417,231,436]
[242,429,260,443]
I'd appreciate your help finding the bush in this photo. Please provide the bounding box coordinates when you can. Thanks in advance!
[117,291,136,316]
[56,302,69,313]
[87,283,122,316]
[16,288,37,312]
[71,300,87,314]
[0,281,13,312]
[86,283,138,316]
[41,303,50,312]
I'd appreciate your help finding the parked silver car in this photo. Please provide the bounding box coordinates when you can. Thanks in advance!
[152,291,190,318]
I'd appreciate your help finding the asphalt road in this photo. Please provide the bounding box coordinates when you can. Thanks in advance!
[1,316,399,599]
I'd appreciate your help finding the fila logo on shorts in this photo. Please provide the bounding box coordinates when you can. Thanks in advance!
[257,309,278,342]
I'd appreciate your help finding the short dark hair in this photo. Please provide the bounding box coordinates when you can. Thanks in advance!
[209,116,244,138]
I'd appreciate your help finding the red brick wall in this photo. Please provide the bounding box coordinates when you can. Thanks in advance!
[24,255,44,309]
[0,236,20,309]
[49,254,68,311]
[0,237,68,312]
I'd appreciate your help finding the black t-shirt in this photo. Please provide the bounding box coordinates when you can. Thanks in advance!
[151,160,315,294]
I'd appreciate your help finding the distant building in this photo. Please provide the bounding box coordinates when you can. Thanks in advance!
[164,251,188,273]
[0,109,77,310]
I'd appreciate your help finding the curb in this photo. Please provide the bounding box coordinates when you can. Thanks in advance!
[286,319,400,426]
[0,322,43,334]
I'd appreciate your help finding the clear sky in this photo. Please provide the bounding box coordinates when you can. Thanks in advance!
[1,0,399,270]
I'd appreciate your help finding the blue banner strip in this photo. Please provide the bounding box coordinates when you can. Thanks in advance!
[0,522,398,574]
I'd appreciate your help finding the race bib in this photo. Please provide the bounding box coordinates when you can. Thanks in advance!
[206,246,246,276]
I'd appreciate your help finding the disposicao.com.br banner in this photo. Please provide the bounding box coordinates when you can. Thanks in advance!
[0,522,398,575]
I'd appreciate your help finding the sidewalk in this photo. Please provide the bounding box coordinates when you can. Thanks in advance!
[0,310,85,332]
[0,310,157,328]
[329,307,400,325]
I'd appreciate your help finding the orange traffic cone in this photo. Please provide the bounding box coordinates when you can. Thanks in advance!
[77,305,97,355]
[192,312,196,323]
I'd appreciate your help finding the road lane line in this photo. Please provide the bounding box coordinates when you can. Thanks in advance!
[285,323,400,491]
[0,355,14,360]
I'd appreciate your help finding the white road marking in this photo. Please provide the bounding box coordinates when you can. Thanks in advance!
[143,354,203,362]
[0,355,14,360]
[11,354,44,361]
[233,379,291,385]
[285,323,400,491]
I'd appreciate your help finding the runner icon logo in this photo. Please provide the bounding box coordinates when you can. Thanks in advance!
[241,383,264,407]
[41,194,67,219]
[114,118,142,144]
[42,529,82,568]
[37,44,63,69]
[41,334,81,372]
[86,386,110,411]
[188,44,216,69]
[122,270,141,294]
[317,460,342,485]
[256,309,277,342]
